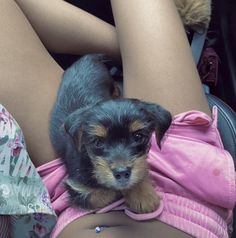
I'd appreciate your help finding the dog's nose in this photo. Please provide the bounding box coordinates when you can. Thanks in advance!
[113,167,131,181]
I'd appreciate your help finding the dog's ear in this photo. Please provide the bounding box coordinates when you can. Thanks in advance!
[62,106,92,151]
[135,100,172,148]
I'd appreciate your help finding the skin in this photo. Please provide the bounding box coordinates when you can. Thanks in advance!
[111,0,210,116]
[0,0,210,237]
[14,0,120,60]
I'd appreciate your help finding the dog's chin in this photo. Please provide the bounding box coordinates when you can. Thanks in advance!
[112,181,134,191]
[98,175,142,191]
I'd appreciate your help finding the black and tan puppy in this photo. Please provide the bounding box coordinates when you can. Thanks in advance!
[50,55,172,213]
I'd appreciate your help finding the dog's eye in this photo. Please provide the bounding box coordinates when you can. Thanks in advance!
[133,131,147,144]
[93,138,105,149]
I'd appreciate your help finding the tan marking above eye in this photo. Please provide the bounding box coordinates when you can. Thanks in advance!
[129,120,146,133]
[90,124,107,137]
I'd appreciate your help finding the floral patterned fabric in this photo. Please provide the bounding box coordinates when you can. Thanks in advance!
[0,104,56,237]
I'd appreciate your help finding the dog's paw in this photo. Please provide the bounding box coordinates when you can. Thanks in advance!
[123,179,160,214]
[66,179,120,209]
[126,191,160,214]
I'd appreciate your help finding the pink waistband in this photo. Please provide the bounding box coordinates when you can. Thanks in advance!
[94,190,231,238]
[155,193,231,238]
[48,185,231,238]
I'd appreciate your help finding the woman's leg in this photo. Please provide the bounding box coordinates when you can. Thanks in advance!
[0,0,62,167]
[0,0,120,167]
[14,0,119,60]
[111,0,211,116]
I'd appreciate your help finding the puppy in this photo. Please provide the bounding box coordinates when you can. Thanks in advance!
[50,55,172,213]
[174,0,212,31]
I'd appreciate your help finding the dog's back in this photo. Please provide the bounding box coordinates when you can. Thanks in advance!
[50,54,115,156]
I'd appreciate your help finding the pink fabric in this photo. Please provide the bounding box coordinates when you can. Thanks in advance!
[37,107,236,238]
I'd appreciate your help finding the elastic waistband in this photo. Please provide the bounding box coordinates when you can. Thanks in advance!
[129,192,231,238]
[50,191,231,238]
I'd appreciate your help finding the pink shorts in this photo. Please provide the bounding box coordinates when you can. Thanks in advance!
[37,107,236,238]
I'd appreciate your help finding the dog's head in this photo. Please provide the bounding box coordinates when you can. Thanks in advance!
[64,99,172,190]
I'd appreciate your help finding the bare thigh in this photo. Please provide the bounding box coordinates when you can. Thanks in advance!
[0,0,63,166]
[58,211,193,238]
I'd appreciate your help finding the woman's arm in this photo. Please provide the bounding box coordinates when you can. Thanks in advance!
[14,0,120,60]
[111,0,211,116]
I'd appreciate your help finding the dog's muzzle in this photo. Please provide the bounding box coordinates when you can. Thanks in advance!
[112,167,131,188]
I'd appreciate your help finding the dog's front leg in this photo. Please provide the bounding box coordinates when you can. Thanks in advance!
[123,177,160,214]
[66,179,120,209]
[88,187,121,209]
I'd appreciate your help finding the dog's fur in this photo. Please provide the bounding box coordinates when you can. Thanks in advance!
[50,55,172,213]
[175,0,212,31]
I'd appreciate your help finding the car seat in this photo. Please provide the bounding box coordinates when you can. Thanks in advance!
[206,93,236,237]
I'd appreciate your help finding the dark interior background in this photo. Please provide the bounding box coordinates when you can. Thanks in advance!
[209,0,236,111]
